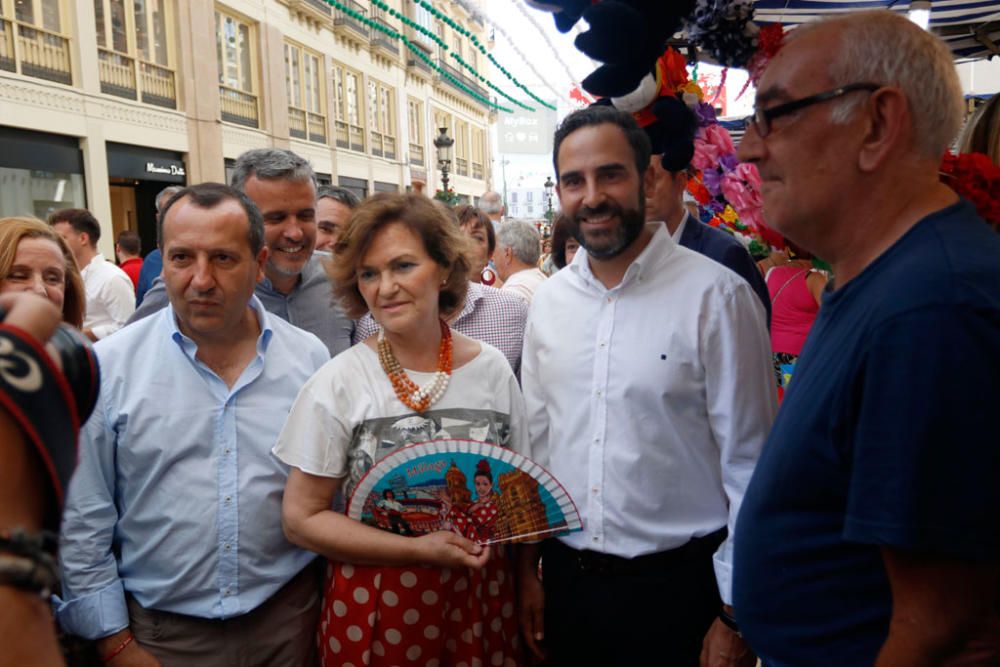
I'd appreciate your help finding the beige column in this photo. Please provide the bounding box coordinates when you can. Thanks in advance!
[324,54,340,180]
[177,1,224,183]
[79,128,114,258]
[70,0,100,94]
[260,23,289,148]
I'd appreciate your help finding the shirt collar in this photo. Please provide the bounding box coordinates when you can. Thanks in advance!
[168,294,274,357]
[670,211,690,243]
[569,222,675,291]
[257,254,321,295]
[81,253,105,277]
[454,281,485,322]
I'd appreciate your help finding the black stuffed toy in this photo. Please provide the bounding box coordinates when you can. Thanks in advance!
[526,0,696,98]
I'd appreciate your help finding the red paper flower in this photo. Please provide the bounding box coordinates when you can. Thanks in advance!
[661,47,690,92]
[940,152,1000,229]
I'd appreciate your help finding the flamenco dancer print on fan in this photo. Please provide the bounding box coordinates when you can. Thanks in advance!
[348,438,582,546]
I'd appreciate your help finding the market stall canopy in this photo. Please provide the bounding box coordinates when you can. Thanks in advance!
[751,0,1000,61]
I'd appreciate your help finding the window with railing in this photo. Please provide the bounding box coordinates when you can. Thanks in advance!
[1,0,72,85]
[367,78,396,160]
[94,0,176,108]
[407,98,424,166]
[471,127,485,180]
[284,42,325,143]
[215,9,258,128]
[408,3,433,49]
[333,62,364,152]
[454,119,469,177]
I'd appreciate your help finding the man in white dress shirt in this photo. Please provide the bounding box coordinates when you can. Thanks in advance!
[494,220,547,304]
[49,208,135,341]
[517,105,776,666]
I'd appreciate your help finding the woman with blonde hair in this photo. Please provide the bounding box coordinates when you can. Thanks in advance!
[0,217,85,327]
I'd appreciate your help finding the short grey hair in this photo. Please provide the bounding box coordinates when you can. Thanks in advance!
[230,148,316,192]
[789,10,963,158]
[155,185,184,213]
[496,220,541,265]
[479,191,503,215]
[317,185,360,209]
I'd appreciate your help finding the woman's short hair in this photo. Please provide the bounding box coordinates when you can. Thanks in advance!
[550,214,575,270]
[0,216,86,327]
[454,204,496,255]
[328,194,472,320]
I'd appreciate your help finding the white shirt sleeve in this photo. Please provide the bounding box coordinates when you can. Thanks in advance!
[91,273,136,339]
[272,378,354,478]
[518,313,550,468]
[702,282,778,604]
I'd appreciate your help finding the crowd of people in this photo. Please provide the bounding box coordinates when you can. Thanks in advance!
[0,9,998,667]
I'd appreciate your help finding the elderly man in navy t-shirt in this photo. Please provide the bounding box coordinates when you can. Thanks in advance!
[732,10,1000,667]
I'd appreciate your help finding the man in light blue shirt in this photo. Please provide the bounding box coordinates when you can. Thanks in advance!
[57,183,329,664]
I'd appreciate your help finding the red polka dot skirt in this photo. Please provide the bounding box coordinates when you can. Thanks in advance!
[318,552,521,666]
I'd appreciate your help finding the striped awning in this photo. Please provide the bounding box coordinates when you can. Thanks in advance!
[751,0,1000,61]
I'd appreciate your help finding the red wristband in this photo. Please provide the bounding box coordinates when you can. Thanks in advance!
[100,632,134,663]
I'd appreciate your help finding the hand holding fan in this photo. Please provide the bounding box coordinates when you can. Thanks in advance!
[346,438,582,546]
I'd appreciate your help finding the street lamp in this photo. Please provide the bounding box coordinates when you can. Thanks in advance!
[544,175,554,222]
[433,127,454,194]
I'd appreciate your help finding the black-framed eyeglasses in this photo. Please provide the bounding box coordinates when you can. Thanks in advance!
[745,82,881,138]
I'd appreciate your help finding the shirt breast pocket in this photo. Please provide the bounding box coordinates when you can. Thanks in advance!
[620,336,703,405]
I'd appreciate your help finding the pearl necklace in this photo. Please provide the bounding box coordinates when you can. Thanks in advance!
[377,320,453,413]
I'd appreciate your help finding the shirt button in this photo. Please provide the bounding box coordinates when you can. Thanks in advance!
[225,496,232,504]
[599,342,606,348]
[592,487,599,495]
[606,296,613,303]
[225,448,232,455]
[592,536,599,543]
[596,390,602,397]
[224,543,231,551]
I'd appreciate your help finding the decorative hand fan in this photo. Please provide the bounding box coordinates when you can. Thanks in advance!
[347,438,582,546]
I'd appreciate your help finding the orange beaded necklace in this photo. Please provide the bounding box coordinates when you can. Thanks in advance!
[377,319,453,413]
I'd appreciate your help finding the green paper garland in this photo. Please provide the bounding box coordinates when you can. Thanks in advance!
[321,0,514,111]
[403,0,556,110]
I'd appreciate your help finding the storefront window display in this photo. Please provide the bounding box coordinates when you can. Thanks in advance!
[0,168,86,220]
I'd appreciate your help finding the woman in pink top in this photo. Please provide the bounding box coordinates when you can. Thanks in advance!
[764,248,828,399]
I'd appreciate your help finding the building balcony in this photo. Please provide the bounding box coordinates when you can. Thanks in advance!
[369,8,399,57]
[140,61,177,108]
[289,106,327,143]
[436,59,487,104]
[335,120,365,152]
[333,0,369,40]
[409,142,424,166]
[455,157,468,177]
[0,18,72,85]
[97,48,177,109]
[370,130,396,160]
[219,84,259,128]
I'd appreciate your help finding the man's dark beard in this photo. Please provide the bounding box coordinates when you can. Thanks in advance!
[570,198,646,260]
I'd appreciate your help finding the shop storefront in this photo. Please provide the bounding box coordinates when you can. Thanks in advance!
[0,127,87,220]
[106,143,186,257]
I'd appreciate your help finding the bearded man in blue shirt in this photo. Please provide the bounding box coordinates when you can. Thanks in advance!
[56,183,329,665]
